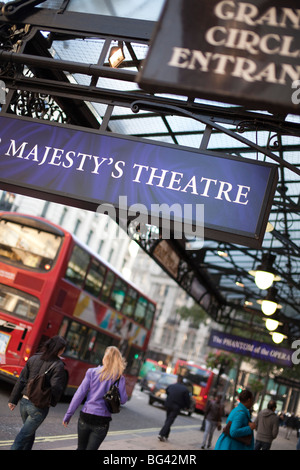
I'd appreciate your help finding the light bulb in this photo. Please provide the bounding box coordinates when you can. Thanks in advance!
[261,299,278,315]
[272,332,284,344]
[265,319,279,331]
[254,270,275,290]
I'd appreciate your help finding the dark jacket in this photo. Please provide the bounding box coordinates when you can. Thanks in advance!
[205,399,223,422]
[165,382,190,411]
[9,353,66,407]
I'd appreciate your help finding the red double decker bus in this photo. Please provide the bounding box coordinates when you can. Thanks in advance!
[0,212,156,398]
[174,360,234,413]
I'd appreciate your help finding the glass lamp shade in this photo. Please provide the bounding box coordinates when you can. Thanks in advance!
[271,332,285,344]
[265,319,279,331]
[254,270,275,290]
[261,299,278,315]
[109,46,125,68]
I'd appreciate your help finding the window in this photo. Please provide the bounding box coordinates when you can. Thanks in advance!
[145,302,155,329]
[178,365,210,387]
[84,259,106,297]
[134,296,148,324]
[0,220,62,271]
[100,270,115,304]
[0,284,39,322]
[59,318,116,364]
[89,332,116,364]
[110,277,127,310]
[73,218,81,236]
[122,287,138,317]
[65,245,90,287]
[125,347,143,376]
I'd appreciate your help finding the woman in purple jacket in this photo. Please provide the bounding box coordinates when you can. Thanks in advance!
[63,346,128,450]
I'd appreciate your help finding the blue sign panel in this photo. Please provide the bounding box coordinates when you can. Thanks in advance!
[208,329,293,367]
[0,115,277,247]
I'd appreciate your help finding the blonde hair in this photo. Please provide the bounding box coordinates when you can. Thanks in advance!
[99,346,127,382]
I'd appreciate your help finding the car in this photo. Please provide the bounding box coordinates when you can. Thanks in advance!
[148,373,196,416]
[140,370,163,392]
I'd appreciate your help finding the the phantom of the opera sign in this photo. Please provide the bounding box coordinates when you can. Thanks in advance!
[138,0,300,114]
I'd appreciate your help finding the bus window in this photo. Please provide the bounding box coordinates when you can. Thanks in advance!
[135,296,148,324]
[100,270,115,304]
[89,331,116,364]
[65,245,90,287]
[177,364,210,387]
[0,284,39,322]
[61,320,93,360]
[110,277,126,310]
[59,318,115,364]
[122,287,138,317]
[145,302,155,329]
[0,219,62,271]
[125,347,143,376]
[84,259,106,297]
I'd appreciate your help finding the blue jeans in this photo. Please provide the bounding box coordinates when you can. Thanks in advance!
[202,419,218,448]
[11,398,49,450]
[254,440,272,450]
[77,415,109,450]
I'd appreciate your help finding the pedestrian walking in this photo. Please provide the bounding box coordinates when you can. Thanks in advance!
[62,346,128,450]
[285,413,298,439]
[254,400,279,450]
[201,394,223,449]
[215,389,255,450]
[158,375,190,442]
[8,335,67,450]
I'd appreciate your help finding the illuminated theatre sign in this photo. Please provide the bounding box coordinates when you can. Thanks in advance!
[208,330,293,367]
[138,0,300,114]
[0,115,277,247]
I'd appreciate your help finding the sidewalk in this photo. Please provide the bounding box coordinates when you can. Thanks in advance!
[55,424,298,451]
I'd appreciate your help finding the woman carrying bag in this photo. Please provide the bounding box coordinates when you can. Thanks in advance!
[8,335,67,450]
[62,346,128,450]
[215,389,256,450]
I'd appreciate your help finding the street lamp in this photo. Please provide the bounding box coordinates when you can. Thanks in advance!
[257,287,282,316]
[249,253,281,290]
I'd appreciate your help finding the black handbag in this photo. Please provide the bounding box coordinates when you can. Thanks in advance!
[103,378,121,413]
[27,362,56,409]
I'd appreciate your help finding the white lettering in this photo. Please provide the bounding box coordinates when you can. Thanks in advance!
[233,185,250,205]
[167,47,191,68]
[111,160,125,179]
[166,171,183,191]
[5,140,28,158]
[132,164,149,183]
[215,181,233,202]
[146,167,169,187]
[214,1,300,29]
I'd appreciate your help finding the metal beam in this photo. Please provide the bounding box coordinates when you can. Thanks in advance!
[0,7,155,40]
